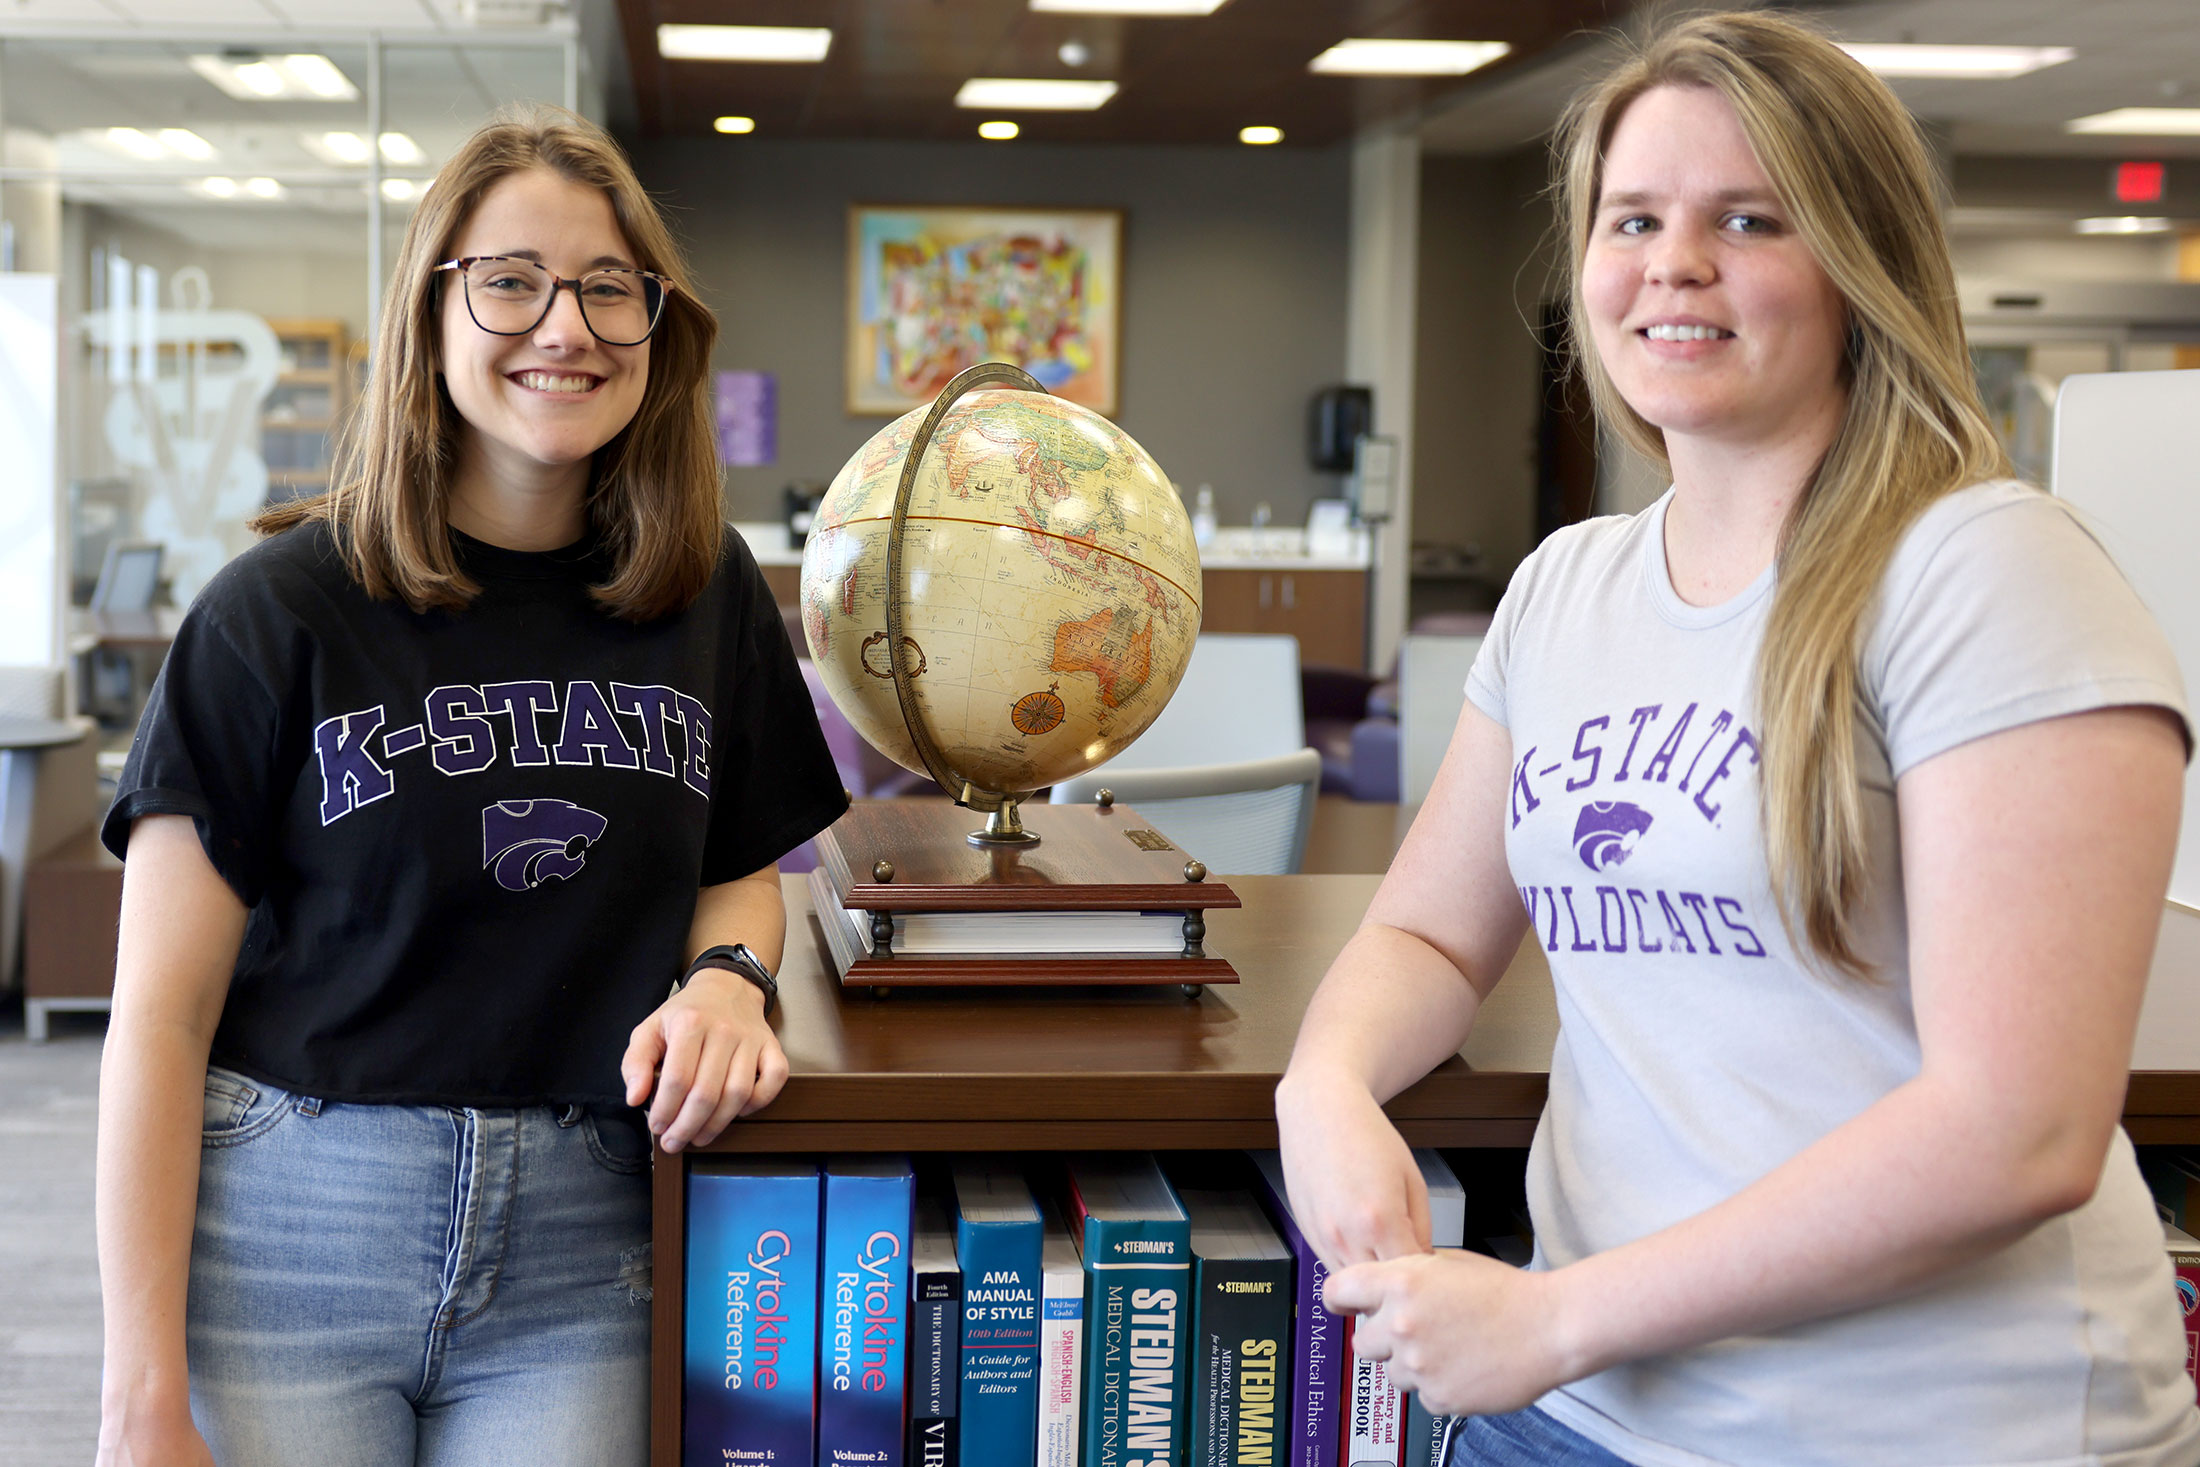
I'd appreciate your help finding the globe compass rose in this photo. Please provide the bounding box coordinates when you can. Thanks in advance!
[1011,681,1067,737]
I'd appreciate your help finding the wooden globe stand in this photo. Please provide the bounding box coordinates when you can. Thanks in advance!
[809,362,1239,995]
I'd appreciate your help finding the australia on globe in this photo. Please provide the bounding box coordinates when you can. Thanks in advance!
[800,386,1202,802]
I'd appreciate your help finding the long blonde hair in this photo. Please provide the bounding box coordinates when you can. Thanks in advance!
[254,104,723,622]
[1553,11,2010,976]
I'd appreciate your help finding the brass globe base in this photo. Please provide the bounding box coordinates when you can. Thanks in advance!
[966,799,1041,848]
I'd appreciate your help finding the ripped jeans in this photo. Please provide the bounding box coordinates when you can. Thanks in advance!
[186,1066,653,1467]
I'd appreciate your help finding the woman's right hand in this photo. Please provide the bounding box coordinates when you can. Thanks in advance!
[1275,1065,1431,1270]
[96,1395,217,1467]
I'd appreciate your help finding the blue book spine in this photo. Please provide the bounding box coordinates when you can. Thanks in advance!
[956,1215,1042,1467]
[1078,1216,1193,1467]
[1249,1157,1339,1467]
[822,1160,915,1467]
[685,1163,823,1467]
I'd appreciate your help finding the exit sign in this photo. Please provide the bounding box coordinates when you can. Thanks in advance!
[2114,160,2167,203]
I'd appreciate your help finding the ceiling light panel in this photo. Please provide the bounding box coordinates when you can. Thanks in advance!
[190,54,360,101]
[978,120,1021,140]
[158,130,216,161]
[1030,0,1228,13]
[2075,216,2173,234]
[1308,40,1509,77]
[955,78,1119,110]
[657,25,833,63]
[378,133,426,166]
[2068,108,2200,136]
[1836,43,2073,78]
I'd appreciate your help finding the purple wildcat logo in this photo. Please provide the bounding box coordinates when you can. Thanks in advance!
[1573,801,1652,872]
[482,799,608,891]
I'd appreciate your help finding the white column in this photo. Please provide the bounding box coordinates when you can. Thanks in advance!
[1346,129,1420,676]
[0,273,60,667]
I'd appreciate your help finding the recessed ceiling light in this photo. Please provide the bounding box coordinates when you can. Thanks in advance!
[2068,107,2200,136]
[1836,43,2073,78]
[2075,215,2173,234]
[956,78,1119,110]
[190,53,358,101]
[379,132,425,166]
[1030,0,1228,13]
[714,116,757,134]
[380,177,418,202]
[656,24,833,63]
[1308,39,1510,77]
[157,129,216,161]
[1058,40,1090,67]
[198,177,239,199]
[1240,125,1283,145]
[314,131,374,165]
[979,120,1021,141]
[105,128,166,160]
[245,177,283,200]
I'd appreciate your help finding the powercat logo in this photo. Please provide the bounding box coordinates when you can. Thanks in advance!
[482,799,608,891]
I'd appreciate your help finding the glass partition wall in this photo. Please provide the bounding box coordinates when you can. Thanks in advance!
[0,27,580,606]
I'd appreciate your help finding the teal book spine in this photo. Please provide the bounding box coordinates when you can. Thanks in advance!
[1077,1212,1193,1467]
[955,1213,1042,1467]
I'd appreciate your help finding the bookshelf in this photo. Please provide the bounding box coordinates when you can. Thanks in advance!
[647,876,2200,1463]
[260,318,353,504]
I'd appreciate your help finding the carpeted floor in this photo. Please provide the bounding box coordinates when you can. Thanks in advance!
[0,1007,105,1465]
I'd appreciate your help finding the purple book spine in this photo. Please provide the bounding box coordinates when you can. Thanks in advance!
[1250,1154,1340,1467]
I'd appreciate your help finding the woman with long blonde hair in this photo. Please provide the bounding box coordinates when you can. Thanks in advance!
[1278,12,2200,1463]
[95,107,846,1467]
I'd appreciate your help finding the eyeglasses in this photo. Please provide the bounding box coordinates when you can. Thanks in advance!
[433,256,673,346]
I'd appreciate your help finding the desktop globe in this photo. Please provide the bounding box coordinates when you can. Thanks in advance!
[798,364,1202,841]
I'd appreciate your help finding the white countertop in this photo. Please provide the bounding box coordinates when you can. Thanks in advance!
[731,521,1371,572]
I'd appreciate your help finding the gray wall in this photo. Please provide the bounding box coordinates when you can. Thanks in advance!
[1412,148,1557,585]
[630,136,1352,524]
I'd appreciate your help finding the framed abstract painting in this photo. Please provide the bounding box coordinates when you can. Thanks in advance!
[846,205,1123,415]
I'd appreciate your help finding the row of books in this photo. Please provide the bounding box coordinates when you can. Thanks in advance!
[682,1149,1470,1467]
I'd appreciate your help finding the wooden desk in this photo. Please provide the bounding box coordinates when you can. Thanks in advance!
[639,874,2200,1462]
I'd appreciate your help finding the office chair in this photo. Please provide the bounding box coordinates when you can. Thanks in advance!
[1106,633,1305,770]
[1049,747,1323,876]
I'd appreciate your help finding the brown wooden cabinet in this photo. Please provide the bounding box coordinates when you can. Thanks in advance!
[646,880,2200,1463]
[1200,566,1367,670]
[647,871,1550,1463]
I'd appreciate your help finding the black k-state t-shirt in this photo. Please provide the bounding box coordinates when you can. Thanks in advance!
[102,519,849,1108]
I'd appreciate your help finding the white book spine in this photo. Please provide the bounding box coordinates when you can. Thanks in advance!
[1345,1348,1405,1465]
[1038,1266,1084,1467]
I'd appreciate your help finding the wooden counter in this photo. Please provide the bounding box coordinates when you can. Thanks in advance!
[648,875,2200,1461]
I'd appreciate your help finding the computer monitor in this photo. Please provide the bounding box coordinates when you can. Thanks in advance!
[90,540,163,613]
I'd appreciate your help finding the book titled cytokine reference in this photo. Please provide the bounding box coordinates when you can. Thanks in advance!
[1068,1154,1194,1467]
[909,1199,963,1467]
[685,1158,822,1467]
[953,1159,1044,1467]
[822,1156,915,1467]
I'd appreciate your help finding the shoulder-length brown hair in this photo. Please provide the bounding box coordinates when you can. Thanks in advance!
[1553,12,2009,977]
[254,104,722,622]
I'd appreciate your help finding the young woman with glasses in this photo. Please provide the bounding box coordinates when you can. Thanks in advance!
[1277,12,2200,1465]
[94,107,847,1467]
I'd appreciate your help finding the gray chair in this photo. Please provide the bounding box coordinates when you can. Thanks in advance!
[1049,747,1323,875]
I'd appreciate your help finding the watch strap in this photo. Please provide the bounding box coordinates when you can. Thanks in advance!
[680,942,778,1017]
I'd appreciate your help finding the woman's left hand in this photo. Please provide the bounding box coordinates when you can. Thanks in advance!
[1324,1250,1577,1418]
[620,968,789,1152]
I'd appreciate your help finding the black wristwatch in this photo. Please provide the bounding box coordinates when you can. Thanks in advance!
[679,942,779,1017]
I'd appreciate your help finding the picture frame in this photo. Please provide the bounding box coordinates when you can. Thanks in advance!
[846,204,1123,416]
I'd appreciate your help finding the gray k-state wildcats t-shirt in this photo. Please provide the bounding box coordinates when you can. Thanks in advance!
[1466,481,2200,1467]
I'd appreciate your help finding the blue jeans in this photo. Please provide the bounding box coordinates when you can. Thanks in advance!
[187,1065,653,1467]
[1446,1406,1637,1466]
